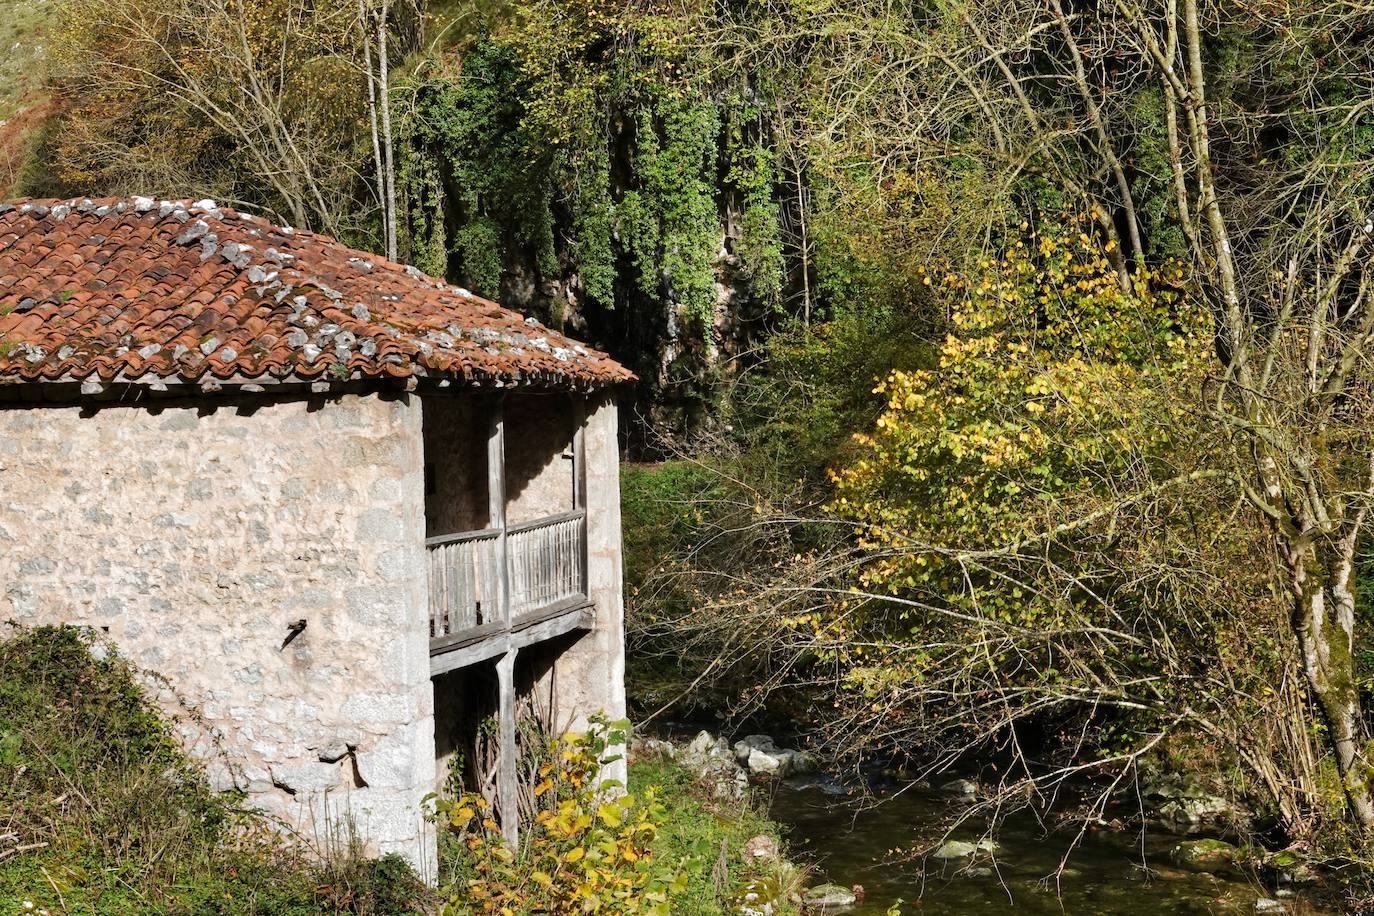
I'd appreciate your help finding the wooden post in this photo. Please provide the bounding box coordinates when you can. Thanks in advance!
[491,397,520,847]
[488,396,508,625]
[496,647,519,848]
[572,396,588,598]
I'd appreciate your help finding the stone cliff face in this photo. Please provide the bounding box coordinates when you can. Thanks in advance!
[494,203,777,456]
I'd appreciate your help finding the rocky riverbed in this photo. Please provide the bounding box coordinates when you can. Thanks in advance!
[637,730,1335,914]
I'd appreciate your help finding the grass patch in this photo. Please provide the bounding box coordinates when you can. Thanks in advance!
[0,625,427,915]
[629,757,803,915]
[0,0,54,122]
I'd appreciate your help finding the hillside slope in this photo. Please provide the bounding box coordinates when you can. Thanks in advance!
[0,0,56,195]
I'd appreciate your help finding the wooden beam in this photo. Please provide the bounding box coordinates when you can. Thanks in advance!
[487,396,508,625]
[429,600,593,676]
[572,396,588,597]
[572,396,586,512]
[496,647,519,848]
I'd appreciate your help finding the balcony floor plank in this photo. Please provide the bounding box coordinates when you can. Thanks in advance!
[429,596,593,676]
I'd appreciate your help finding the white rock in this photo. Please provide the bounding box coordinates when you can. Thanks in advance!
[940,778,979,797]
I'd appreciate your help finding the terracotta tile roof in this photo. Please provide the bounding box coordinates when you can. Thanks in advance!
[0,197,633,391]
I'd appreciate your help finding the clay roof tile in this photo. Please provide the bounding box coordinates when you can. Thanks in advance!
[0,198,634,391]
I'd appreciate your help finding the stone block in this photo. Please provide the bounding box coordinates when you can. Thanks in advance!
[341,692,415,725]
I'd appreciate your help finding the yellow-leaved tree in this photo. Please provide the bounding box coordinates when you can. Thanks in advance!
[807,224,1313,823]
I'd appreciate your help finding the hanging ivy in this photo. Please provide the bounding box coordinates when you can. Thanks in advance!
[394,0,788,338]
[724,98,785,311]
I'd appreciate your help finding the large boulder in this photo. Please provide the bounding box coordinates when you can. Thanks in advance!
[1140,763,1246,829]
[744,834,782,861]
[682,730,731,767]
[734,734,779,764]
[679,730,748,799]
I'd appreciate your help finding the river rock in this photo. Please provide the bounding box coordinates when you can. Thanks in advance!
[1170,838,1241,874]
[932,838,998,859]
[1268,850,1317,886]
[735,734,779,764]
[744,834,782,861]
[630,736,676,761]
[1254,899,1286,913]
[802,883,857,909]
[735,876,783,916]
[750,746,795,777]
[679,731,748,799]
[939,778,979,797]
[1140,764,1245,828]
[682,730,730,765]
[733,735,819,778]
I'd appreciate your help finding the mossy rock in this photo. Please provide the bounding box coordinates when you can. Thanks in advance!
[801,883,857,909]
[1170,838,1241,874]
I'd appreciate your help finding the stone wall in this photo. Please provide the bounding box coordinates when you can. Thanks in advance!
[0,390,437,874]
[422,394,489,538]
[504,392,575,525]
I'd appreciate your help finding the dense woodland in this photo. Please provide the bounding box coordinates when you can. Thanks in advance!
[8,0,1374,901]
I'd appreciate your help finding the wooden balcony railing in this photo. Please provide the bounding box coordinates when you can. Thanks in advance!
[426,509,587,641]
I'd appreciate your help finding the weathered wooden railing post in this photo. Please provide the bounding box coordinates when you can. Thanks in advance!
[573,395,588,596]
[488,395,519,847]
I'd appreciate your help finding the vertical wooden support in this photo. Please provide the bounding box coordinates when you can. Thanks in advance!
[491,396,519,846]
[572,396,588,598]
[496,647,519,848]
[487,396,508,624]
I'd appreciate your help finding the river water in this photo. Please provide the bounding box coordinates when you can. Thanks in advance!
[763,778,1329,914]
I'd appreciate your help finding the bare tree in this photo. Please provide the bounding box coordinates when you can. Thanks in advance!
[54,0,386,238]
[664,0,1374,836]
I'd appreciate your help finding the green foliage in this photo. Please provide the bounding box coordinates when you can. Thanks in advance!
[729,306,935,485]
[619,98,722,331]
[621,461,728,593]
[830,222,1211,610]
[396,0,792,339]
[723,102,785,310]
[627,758,801,916]
[0,625,427,916]
[0,0,53,123]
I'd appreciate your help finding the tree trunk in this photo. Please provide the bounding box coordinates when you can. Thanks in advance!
[359,0,388,244]
[376,0,398,263]
[1284,530,1374,827]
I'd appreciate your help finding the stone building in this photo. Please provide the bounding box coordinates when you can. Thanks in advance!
[0,197,634,874]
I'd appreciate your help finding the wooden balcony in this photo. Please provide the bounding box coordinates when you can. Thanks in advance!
[427,509,592,674]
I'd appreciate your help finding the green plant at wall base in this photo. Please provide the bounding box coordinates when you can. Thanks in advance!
[0,625,429,915]
[433,716,685,914]
[627,758,803,916]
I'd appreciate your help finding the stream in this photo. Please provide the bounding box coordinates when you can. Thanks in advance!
[763,778,1330,914]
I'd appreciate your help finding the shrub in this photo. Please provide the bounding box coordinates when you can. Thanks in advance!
[628,757,801,916]
[432,717,685,914]
[0,624,427,915]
